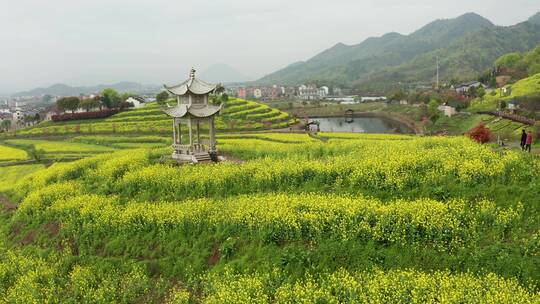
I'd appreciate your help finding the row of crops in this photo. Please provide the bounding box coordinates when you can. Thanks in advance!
[0,133,539,302]
[13,98,297,136]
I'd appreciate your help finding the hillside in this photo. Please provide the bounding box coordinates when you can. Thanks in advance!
[495,42,540,79]
[470,73,540,112]
[258,12,540,89]
[17,98,296,136]
[530,12,540,25]
[0,133,539,301]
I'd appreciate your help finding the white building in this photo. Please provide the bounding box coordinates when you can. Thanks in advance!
[126,96,147,108]
[319,86,329,96]
[361,96,387,102]
[253,89,262,99]
[298,84,328,100]
[325,96,356,103]
[437,105,457,117]
[12,103,23,126]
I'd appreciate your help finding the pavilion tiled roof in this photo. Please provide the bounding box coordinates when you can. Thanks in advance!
[163,70,217,96]
[162,103,222,118]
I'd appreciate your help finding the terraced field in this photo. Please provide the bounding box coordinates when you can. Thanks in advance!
[16,98,297,136]
[0,144,28,164]
[4,139,116,159]
[0,132,539,302]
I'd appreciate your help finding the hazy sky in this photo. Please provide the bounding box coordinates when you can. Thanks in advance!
[1,0,539,93]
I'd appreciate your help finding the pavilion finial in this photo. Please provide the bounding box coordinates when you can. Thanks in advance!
[189,68,196,79]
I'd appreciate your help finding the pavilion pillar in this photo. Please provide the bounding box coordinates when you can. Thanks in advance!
[172,118,176,144]
[188,117,193,147]
[209,118,216,152]
[178,122,182,144]
[196,120,201,144]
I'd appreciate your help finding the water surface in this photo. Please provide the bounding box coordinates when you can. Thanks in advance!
[309,116,414,134]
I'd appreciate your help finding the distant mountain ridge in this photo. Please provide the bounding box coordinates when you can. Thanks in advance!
[529,12,540,25]
[258,12,540,90]
[13,82,158,97]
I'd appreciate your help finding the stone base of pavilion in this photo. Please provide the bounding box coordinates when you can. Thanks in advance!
[170,144,216,163]
[159,149,225,165]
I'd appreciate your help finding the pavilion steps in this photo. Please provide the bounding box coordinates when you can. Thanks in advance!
[193,152,212,163]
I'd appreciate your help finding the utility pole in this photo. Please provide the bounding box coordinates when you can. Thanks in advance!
[436,56,440,91]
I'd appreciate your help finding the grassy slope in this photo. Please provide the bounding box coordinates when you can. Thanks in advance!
[0,164,44,192]
[0,133,539,302]
[0,145,28,163]
[471,73,540,111]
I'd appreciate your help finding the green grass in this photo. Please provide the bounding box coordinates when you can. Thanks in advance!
[1,134,538,302]
[0,145,28,163]
[4,139,116,159]
[0,164,45,192]
[473,73,540,111]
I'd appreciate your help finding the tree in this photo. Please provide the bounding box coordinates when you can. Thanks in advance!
[42,94,53,103]
[468,86,477,97]
[93,95,103,109]
[534,123,540,141]
[476,87,486,98]
[156,91,169,105]
[221,93,229,102]
[0,119,11,131]
[57,97,80,113]
[121,92,135,102]
[495,52,523,69]
[101,88,121,109]
[33,113,40,122]
[499,100,507,111]
[466,123,492,143]
[427,99,441,121]
[80,99,101,112]
[215,83,225,94]
[387,89,406,102]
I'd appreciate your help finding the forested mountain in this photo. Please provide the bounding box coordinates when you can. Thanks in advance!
[258,12,540,90]
[529,12,540,25]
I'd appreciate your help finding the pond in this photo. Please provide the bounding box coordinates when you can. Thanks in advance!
[308,116,414,134]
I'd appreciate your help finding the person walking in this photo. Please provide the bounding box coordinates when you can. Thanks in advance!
[520,129,527,150]
[525,131,533,153]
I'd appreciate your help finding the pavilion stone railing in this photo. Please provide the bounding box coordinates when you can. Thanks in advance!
[172,143,212,154]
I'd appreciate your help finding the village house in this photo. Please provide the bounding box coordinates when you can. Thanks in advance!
[298,84,329,100]
[507,99,519,112]
[253,88,262,99]
[126,96,147,108]
[437,104,457,117]
[12,103,24,127]
[237,87,247,99]
[453,81,486,95]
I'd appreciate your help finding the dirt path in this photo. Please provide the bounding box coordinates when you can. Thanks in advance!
[0,195,17,212]
[493,141,540,155]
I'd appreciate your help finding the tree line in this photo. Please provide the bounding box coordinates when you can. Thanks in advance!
[56,88,136,113]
